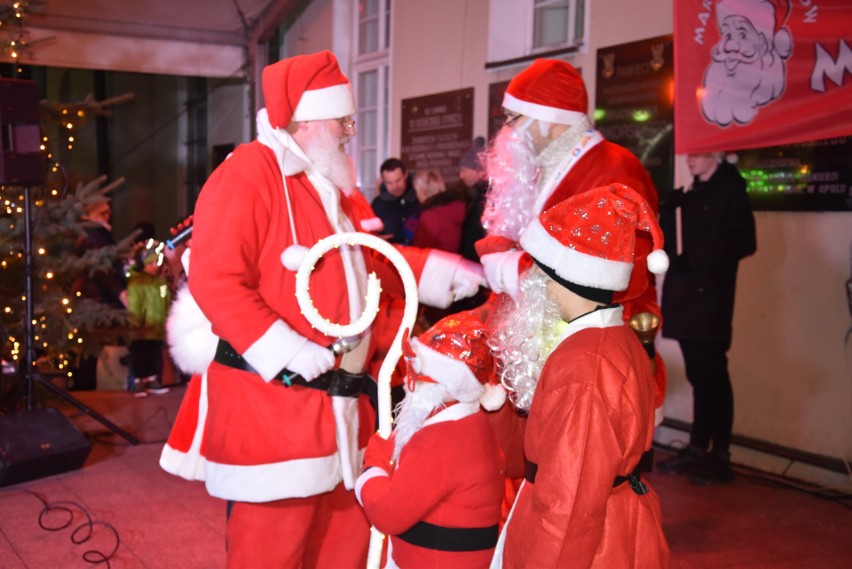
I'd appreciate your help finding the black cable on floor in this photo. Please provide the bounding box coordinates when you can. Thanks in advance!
[26,490,120,567]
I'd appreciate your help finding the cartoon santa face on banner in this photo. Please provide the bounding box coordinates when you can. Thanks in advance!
[701,0,793,127]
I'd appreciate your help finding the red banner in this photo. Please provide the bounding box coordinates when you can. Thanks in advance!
[674,0,852,154]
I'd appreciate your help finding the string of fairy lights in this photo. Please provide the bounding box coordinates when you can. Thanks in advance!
[1,178,78,376]
[0,1,44,61]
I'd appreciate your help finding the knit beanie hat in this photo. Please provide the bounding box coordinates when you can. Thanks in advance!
[459,136,486,171]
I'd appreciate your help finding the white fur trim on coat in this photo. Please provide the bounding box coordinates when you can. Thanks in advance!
[166,284,217,375]
[205,452,343,502]
[242,320,309,381]
[417,250,462,309]
[355,467,389,506]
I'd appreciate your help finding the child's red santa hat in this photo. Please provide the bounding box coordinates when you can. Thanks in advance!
[262,50,356,129]
[403,311,506,411]
[519,183,669,302]
[502,58,588,125]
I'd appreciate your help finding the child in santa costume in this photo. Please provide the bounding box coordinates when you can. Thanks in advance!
[491,184,671,568]
[356,311,507,568]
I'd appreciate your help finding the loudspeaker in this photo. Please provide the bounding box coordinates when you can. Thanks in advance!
[0,78,43,186]
[0,408,92,487]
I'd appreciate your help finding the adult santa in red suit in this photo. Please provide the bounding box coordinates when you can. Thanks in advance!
[490,185,670,568]
[159,51,485,569]
[478,59,666,425]
[356,311,507,569]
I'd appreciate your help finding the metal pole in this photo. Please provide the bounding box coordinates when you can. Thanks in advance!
[23,185,34,410]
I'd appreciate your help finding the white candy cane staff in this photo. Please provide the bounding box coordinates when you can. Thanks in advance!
[293,231,418,569]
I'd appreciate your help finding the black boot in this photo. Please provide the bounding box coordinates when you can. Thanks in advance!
[689,452,735,485]
[656,445,706,475]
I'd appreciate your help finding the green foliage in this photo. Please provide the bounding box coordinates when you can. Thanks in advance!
[1,177,135,376]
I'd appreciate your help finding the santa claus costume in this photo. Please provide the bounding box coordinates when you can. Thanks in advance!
[167,51,483,568]
[356,312,507,568]
[493,185,671,568]
[478,58,667,420]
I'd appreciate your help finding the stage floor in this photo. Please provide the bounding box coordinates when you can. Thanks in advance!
[1,385,850,568]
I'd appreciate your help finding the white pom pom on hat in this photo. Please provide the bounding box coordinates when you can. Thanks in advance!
[281,244,309,272]
[647,249,669,275]
[480,383,507,411]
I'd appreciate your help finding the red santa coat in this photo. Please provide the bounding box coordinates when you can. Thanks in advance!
[479,134,666,411]
[189,137,444,502]
[501,306,669,568]
[357,405,506,569]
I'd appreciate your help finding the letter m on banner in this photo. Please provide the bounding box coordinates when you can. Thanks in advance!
[674,0,852,154]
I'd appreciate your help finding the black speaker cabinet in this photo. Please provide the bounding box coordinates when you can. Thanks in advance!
[0,408,92,487]
[0,78,43,186]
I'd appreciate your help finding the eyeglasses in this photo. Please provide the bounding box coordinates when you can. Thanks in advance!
[338,117,356,132]
[503,112,523,127]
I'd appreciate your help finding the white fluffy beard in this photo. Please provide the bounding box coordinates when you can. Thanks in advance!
[481,124,540,242]
[489,270,563,412]
[301,124,356,190]
[392,382,448,462]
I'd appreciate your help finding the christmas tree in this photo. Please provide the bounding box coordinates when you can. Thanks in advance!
[1,102,135,396]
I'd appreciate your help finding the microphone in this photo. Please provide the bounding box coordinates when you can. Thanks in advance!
[166,225,192,250]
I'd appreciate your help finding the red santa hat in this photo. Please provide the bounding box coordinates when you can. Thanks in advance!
[519,183,669,301]
[716,0,791,51]
[403,311,506,411]
[262,50,357,129]
[502,59,588,125]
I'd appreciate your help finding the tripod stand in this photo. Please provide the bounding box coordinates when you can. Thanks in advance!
[19,184,139,445]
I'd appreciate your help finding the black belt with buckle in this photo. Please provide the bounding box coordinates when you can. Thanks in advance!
[214,338,374,398]
[524,448,653,496]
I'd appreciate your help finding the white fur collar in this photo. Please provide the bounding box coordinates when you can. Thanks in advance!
[421,401,480,428]
[255,108,310,176]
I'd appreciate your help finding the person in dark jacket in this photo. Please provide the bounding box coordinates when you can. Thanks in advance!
[371,158,419,244]
[657,152,756,484]
[70,198,128,390]
[458,136,489,263]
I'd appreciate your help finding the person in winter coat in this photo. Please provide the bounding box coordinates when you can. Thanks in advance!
[411,169,467,253]
[126,239,171,397]
[372,158,420,244]
[657,152,756,485]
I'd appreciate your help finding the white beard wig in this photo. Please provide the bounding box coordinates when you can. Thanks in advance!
[392,381,448,462]
[302,123,356,190]
[489,269,563,412]
[481,124,540,242]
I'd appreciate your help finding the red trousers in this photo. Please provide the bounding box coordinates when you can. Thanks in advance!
[226,483,370,568]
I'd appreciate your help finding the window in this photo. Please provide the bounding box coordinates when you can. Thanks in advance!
[487,0,586,68]
[352,0,391,198]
